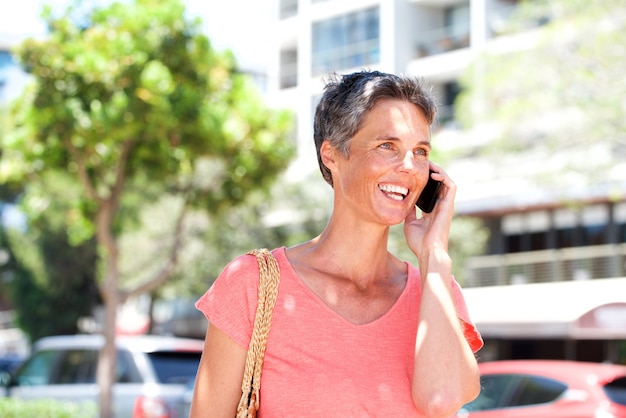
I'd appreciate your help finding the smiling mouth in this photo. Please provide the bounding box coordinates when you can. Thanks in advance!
[379,184,408,201]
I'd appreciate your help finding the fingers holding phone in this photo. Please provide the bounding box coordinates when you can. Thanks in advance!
[414,164,457,221]
[405,165,456,255]
[416,169,442,213]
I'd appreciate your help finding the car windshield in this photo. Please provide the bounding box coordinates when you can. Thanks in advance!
[461,373,567,412]
[604,377,626,406]
[146,351,201,384]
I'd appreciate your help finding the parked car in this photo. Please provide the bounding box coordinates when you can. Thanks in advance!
[0,334,204,418]
[178,377,195,418]
[0,354,24,376]
[456,359,626,418]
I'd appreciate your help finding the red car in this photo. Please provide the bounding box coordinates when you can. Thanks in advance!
[456,359,626,418]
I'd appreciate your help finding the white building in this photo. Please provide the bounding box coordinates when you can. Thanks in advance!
[267,0,511,174]
[265,0,626,362]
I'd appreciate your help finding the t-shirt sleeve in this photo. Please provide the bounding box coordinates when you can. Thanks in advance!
[195,253,260,349]
[451,278,484,353]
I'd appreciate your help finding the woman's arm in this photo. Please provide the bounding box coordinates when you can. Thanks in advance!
[412,250,480,417]
[405,167,480,417]
[189,324,247,418]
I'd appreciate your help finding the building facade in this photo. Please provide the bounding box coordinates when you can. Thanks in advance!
[266,0,626,363]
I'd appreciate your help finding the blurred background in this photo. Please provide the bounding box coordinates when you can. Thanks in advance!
[1,0,625,367]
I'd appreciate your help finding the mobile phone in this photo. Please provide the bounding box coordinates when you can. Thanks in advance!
[416,170,442,213]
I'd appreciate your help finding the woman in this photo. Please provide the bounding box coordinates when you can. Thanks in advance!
[190,70,483,417]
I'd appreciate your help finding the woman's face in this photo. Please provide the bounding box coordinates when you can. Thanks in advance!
[327,98,432,225]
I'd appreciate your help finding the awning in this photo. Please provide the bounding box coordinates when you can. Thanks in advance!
[462,277,626,339]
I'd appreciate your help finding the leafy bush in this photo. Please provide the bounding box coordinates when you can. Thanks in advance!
[0,398,96,418]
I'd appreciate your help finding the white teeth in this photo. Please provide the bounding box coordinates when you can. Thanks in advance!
[379,184,408,200]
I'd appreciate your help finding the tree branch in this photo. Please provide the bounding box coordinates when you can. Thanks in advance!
[121,198,189,303]
[65,138,101,203]
[108,139,134,215]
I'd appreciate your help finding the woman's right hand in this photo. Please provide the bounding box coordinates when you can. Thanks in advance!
[404,163,456,260]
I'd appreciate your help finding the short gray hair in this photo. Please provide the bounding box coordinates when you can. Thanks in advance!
[313,70,437,186]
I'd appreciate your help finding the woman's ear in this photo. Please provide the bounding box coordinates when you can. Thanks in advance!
[320,140,337,171]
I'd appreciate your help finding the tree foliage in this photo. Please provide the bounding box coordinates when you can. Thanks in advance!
[455,0,626,188]
[5,174,100,341]
[150,170,332,299]
[0,0,294,416]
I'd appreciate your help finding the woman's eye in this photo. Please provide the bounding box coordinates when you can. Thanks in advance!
[414,148,427,156]
[379,142,392,149]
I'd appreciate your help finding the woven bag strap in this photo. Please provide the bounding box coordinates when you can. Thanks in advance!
[236,248,281,417]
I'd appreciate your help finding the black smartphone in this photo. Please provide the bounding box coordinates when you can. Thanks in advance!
[416,170,442,213]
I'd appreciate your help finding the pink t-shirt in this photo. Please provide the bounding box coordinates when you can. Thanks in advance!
[196,247,483,417]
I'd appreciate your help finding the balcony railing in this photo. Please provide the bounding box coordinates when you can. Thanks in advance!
[414,23,470,58]
[312,39,380,76]
[488,3,552,37]
[464,243,626,287]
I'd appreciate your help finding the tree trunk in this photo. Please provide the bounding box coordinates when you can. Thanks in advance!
[95,200,121,418]
[147,292,156,334]
[97,264,119,418]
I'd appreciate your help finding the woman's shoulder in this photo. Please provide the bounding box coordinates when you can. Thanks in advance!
[221,246,286,274]
[198,247,286,312]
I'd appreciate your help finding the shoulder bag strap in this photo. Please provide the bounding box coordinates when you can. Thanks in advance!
[236,248,280,418]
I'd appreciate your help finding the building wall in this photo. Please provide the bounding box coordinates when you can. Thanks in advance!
[269,0,626,360]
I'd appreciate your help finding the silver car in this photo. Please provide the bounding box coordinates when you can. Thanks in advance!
[0,334,204,418]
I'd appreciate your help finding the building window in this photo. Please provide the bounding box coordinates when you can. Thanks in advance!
[503,212,551,253]
[280,49,298,89]
[554,208,579,248]
[311,6,380,76]
[616,202,626,243]
[445,4,470,40]
[280,0,298,19]
[436,81,461,126]
[581,205,609,246]
[501,206,615,254]
[416,4,470,58]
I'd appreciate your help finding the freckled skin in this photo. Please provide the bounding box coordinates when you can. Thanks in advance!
[327,98,432,227]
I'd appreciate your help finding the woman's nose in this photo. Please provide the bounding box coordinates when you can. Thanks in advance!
[400,151,418,172]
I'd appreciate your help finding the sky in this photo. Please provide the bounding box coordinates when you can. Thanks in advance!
[0,0,274,72]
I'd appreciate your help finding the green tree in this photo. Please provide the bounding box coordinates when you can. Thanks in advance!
[2,110,98,342]
[455,0,626,191]
[0,0,294,416]
[151,170,332,300]
[3,173,100,342]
